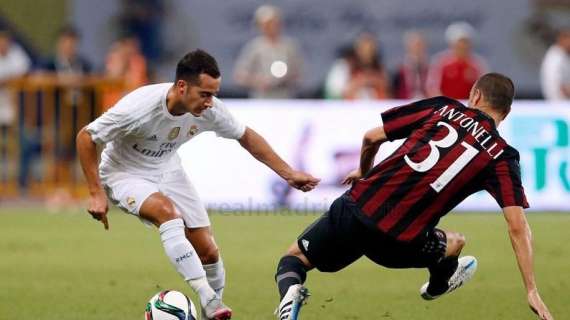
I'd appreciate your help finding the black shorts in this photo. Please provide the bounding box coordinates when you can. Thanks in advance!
[297,194,447,272]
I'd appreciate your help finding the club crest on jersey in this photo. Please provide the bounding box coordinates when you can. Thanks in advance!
[126,197,136,207]
[187,125,199,136]
[168,127,180,140]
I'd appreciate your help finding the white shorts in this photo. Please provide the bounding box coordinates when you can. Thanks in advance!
[100,168,210,228]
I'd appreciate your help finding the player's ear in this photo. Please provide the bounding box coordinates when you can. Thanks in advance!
[175,80,188,95]
[472,88,483,105]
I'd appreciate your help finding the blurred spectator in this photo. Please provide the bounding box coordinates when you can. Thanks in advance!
[393,31,429,99]
[40,26,92,193]
[540,26,570,100]
[0,29,31,180]
[234,5,303,99]
[427,22,488,99]
[341,33,391,100]
[324,46,355,99]
[116,0,164,63]
[43,26,91,78]
[103,36,149,109]
[0,29,30,128]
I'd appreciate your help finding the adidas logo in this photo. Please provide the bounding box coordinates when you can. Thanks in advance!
[146,135,158,141]
[301,239,309,251]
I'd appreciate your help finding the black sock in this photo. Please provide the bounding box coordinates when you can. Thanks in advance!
[275,255,307,300]
[427,256,458,295]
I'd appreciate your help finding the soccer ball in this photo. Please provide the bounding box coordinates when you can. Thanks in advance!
[145,290,198,320]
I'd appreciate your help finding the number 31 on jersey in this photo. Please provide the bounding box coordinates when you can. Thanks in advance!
[404,121,479,192]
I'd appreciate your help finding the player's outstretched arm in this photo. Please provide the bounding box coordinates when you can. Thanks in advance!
[342,126,388,185]
[502,206,553,320]
[238,127,320,192]
[76,127,109,230]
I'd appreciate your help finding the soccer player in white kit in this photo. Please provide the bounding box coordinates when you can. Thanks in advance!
[76,49,320,320]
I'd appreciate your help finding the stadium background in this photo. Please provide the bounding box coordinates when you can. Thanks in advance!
[0,0,569,319]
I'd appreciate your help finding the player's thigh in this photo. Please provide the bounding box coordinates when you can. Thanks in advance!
[364,228,447,268]
[185,226,220,264]
[159,170,210,228]
[101,172,160,221]
[297,197,364,273]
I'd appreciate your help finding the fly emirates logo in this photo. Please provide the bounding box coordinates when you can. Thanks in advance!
[434,105,504,159]
[132,142,177,158]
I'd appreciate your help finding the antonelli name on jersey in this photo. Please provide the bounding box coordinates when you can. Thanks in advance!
[434,105,504,159]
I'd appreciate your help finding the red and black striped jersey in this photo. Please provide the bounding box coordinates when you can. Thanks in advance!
[349,96,528,242]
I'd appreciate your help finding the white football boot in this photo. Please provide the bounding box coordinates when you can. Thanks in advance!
[420,256,478,300]
[201,296,232,320]
[275,284,310,320]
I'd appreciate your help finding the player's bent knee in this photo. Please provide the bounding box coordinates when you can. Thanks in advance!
[198,244,219,264]
[285,242,313,269]
[286,242,303,256]
[140,194,182,226]
[154,200,181,224]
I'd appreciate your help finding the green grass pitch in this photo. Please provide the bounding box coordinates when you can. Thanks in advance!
[0,208,568,319]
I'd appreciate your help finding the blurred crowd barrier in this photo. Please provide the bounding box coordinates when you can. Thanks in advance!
[0,74,125,200]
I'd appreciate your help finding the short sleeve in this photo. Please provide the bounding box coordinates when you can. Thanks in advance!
[85,107,140,144]
[209,99,246,140]
[380,98,439,141]
[484,151,529,209]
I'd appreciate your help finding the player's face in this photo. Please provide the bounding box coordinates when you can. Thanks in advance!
[183,74,221,116]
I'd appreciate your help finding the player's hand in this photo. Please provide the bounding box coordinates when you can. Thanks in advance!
[342,169,362,185]
[88,190,109,230]
[286,171,320,192]
[528,289,553,320]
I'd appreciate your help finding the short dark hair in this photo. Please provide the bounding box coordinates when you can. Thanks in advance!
[474,73,515,117]
[58,25,80,39]
[175,49,220,84]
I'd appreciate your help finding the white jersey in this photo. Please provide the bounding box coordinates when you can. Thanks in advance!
[86,83,245,175]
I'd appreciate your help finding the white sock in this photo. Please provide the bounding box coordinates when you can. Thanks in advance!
[188,277,217,308]
[159,219,216,306]
[204,258,226,298]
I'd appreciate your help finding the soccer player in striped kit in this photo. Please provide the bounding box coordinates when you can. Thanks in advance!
[274,73,553,320]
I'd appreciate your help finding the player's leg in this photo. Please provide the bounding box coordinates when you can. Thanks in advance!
[276,242,313,299]
[161,170,227,297]
[185,227,226,298]
[420,229,477,300]
[159,170,231,319]
[138,194,221,310]
[362,227,475,299]
[275,195,364,320]
[423,230,464,295]
[275,242,312,320]
[101,172,229,320]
